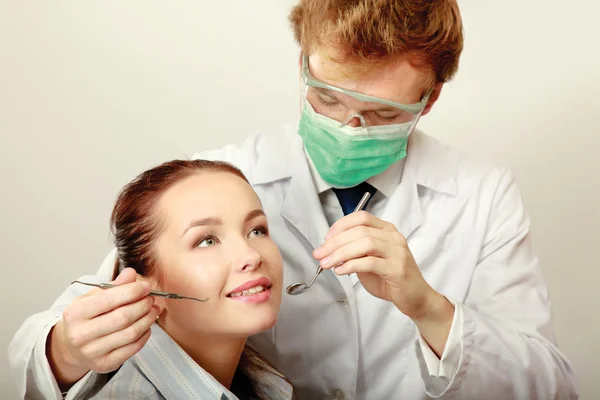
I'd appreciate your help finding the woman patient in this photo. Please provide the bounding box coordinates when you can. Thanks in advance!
[81,159,292,399]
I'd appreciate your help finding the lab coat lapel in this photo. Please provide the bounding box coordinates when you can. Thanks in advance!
[280,145,329,250]
[280,139,355,297]
[380,130,459,239]
[381,141,423,240]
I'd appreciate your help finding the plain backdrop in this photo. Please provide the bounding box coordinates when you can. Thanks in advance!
[1,1,598,398]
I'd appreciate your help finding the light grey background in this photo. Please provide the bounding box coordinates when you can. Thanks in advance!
[1,1,598,399]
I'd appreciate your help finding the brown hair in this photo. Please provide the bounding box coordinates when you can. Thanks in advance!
[109,159,294,399]
[289,0,464,86]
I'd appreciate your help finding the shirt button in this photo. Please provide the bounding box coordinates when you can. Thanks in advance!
[327,389,346,400]
[337,297,349,308]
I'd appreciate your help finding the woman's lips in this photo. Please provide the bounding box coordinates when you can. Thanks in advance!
[227,276,272,296]
[228,286,272,304]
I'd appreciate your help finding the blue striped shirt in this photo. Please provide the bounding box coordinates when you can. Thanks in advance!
[75,324,293,400]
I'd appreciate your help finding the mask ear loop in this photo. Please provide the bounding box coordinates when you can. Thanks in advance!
[404,104,427,137]
[299,78,310,110]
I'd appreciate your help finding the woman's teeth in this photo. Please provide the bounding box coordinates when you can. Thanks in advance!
[229,285,267,297]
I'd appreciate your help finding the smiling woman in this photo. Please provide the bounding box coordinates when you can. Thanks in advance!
[83,159,293,399]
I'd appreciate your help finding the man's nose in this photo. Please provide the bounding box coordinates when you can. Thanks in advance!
[342,112,366,128]
[346,116,362,128]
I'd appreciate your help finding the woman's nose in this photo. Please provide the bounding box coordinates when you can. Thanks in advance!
[234,245,262,272]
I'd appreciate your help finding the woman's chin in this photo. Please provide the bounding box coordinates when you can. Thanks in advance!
[238,311,279,336]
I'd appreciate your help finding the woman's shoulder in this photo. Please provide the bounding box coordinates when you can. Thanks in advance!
[87,361,163,400]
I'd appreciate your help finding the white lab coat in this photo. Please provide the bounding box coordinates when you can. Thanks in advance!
[9,126,578,400]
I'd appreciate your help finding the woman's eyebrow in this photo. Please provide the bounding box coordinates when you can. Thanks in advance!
[182,217,222,237]
[181,210,265,237]
[245,209,265,223]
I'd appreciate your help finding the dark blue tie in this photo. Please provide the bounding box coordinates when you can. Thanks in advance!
[332,182,377,215]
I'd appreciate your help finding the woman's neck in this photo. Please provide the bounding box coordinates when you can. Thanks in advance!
[159,318,246,389]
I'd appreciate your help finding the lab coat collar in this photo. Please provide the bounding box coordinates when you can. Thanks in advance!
[404,128,458,197]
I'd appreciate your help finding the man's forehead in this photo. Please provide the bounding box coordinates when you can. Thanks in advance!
[308,51,429,103]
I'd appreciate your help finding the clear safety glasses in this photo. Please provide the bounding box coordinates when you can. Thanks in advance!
[301,54,431,132]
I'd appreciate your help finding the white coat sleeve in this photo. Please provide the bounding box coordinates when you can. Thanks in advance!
[416,298,463,386]
[8,249,118,400]
[417,170,579,399]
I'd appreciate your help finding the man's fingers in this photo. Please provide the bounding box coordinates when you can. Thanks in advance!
[75,287,102,299]
[64,288,104,323]
[113,267,138,285]
[77,281,151,319]
[84,307,159,367]
[319,236,388,269]
[333,256,387,276]
[314,226,389,260]
[327,211,396,238]
[77,296,155,342]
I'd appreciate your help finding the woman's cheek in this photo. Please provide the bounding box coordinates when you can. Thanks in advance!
[265,241,284,278]
[178,264,224,298]
[161,262,200,293]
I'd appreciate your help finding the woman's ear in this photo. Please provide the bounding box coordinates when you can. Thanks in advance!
[153,297,167,318]
[137,275,167,317]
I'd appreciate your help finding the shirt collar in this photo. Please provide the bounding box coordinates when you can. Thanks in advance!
[132,324,293,400]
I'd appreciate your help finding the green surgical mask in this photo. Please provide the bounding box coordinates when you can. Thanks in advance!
[298,101,415,187]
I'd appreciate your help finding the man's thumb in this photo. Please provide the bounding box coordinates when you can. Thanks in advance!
[113,267,137,285]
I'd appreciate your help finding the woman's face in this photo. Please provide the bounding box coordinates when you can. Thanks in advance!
[152,171,283,338]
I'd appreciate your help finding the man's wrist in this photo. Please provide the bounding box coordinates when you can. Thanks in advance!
[47,320,88,390]
[411,292,455,358]
[413,292,455,325]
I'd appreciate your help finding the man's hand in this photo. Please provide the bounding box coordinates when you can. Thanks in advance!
[314,211,455,356]
[47,268,160,389]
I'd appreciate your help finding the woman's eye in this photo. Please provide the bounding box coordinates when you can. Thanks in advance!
[249,226,268,238]
[197,237,219,248]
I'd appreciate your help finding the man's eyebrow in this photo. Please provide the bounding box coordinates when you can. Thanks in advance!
[373,106,401,112]
[182,217,222,237]
[315,87,412,111]
[315,87,341,99]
